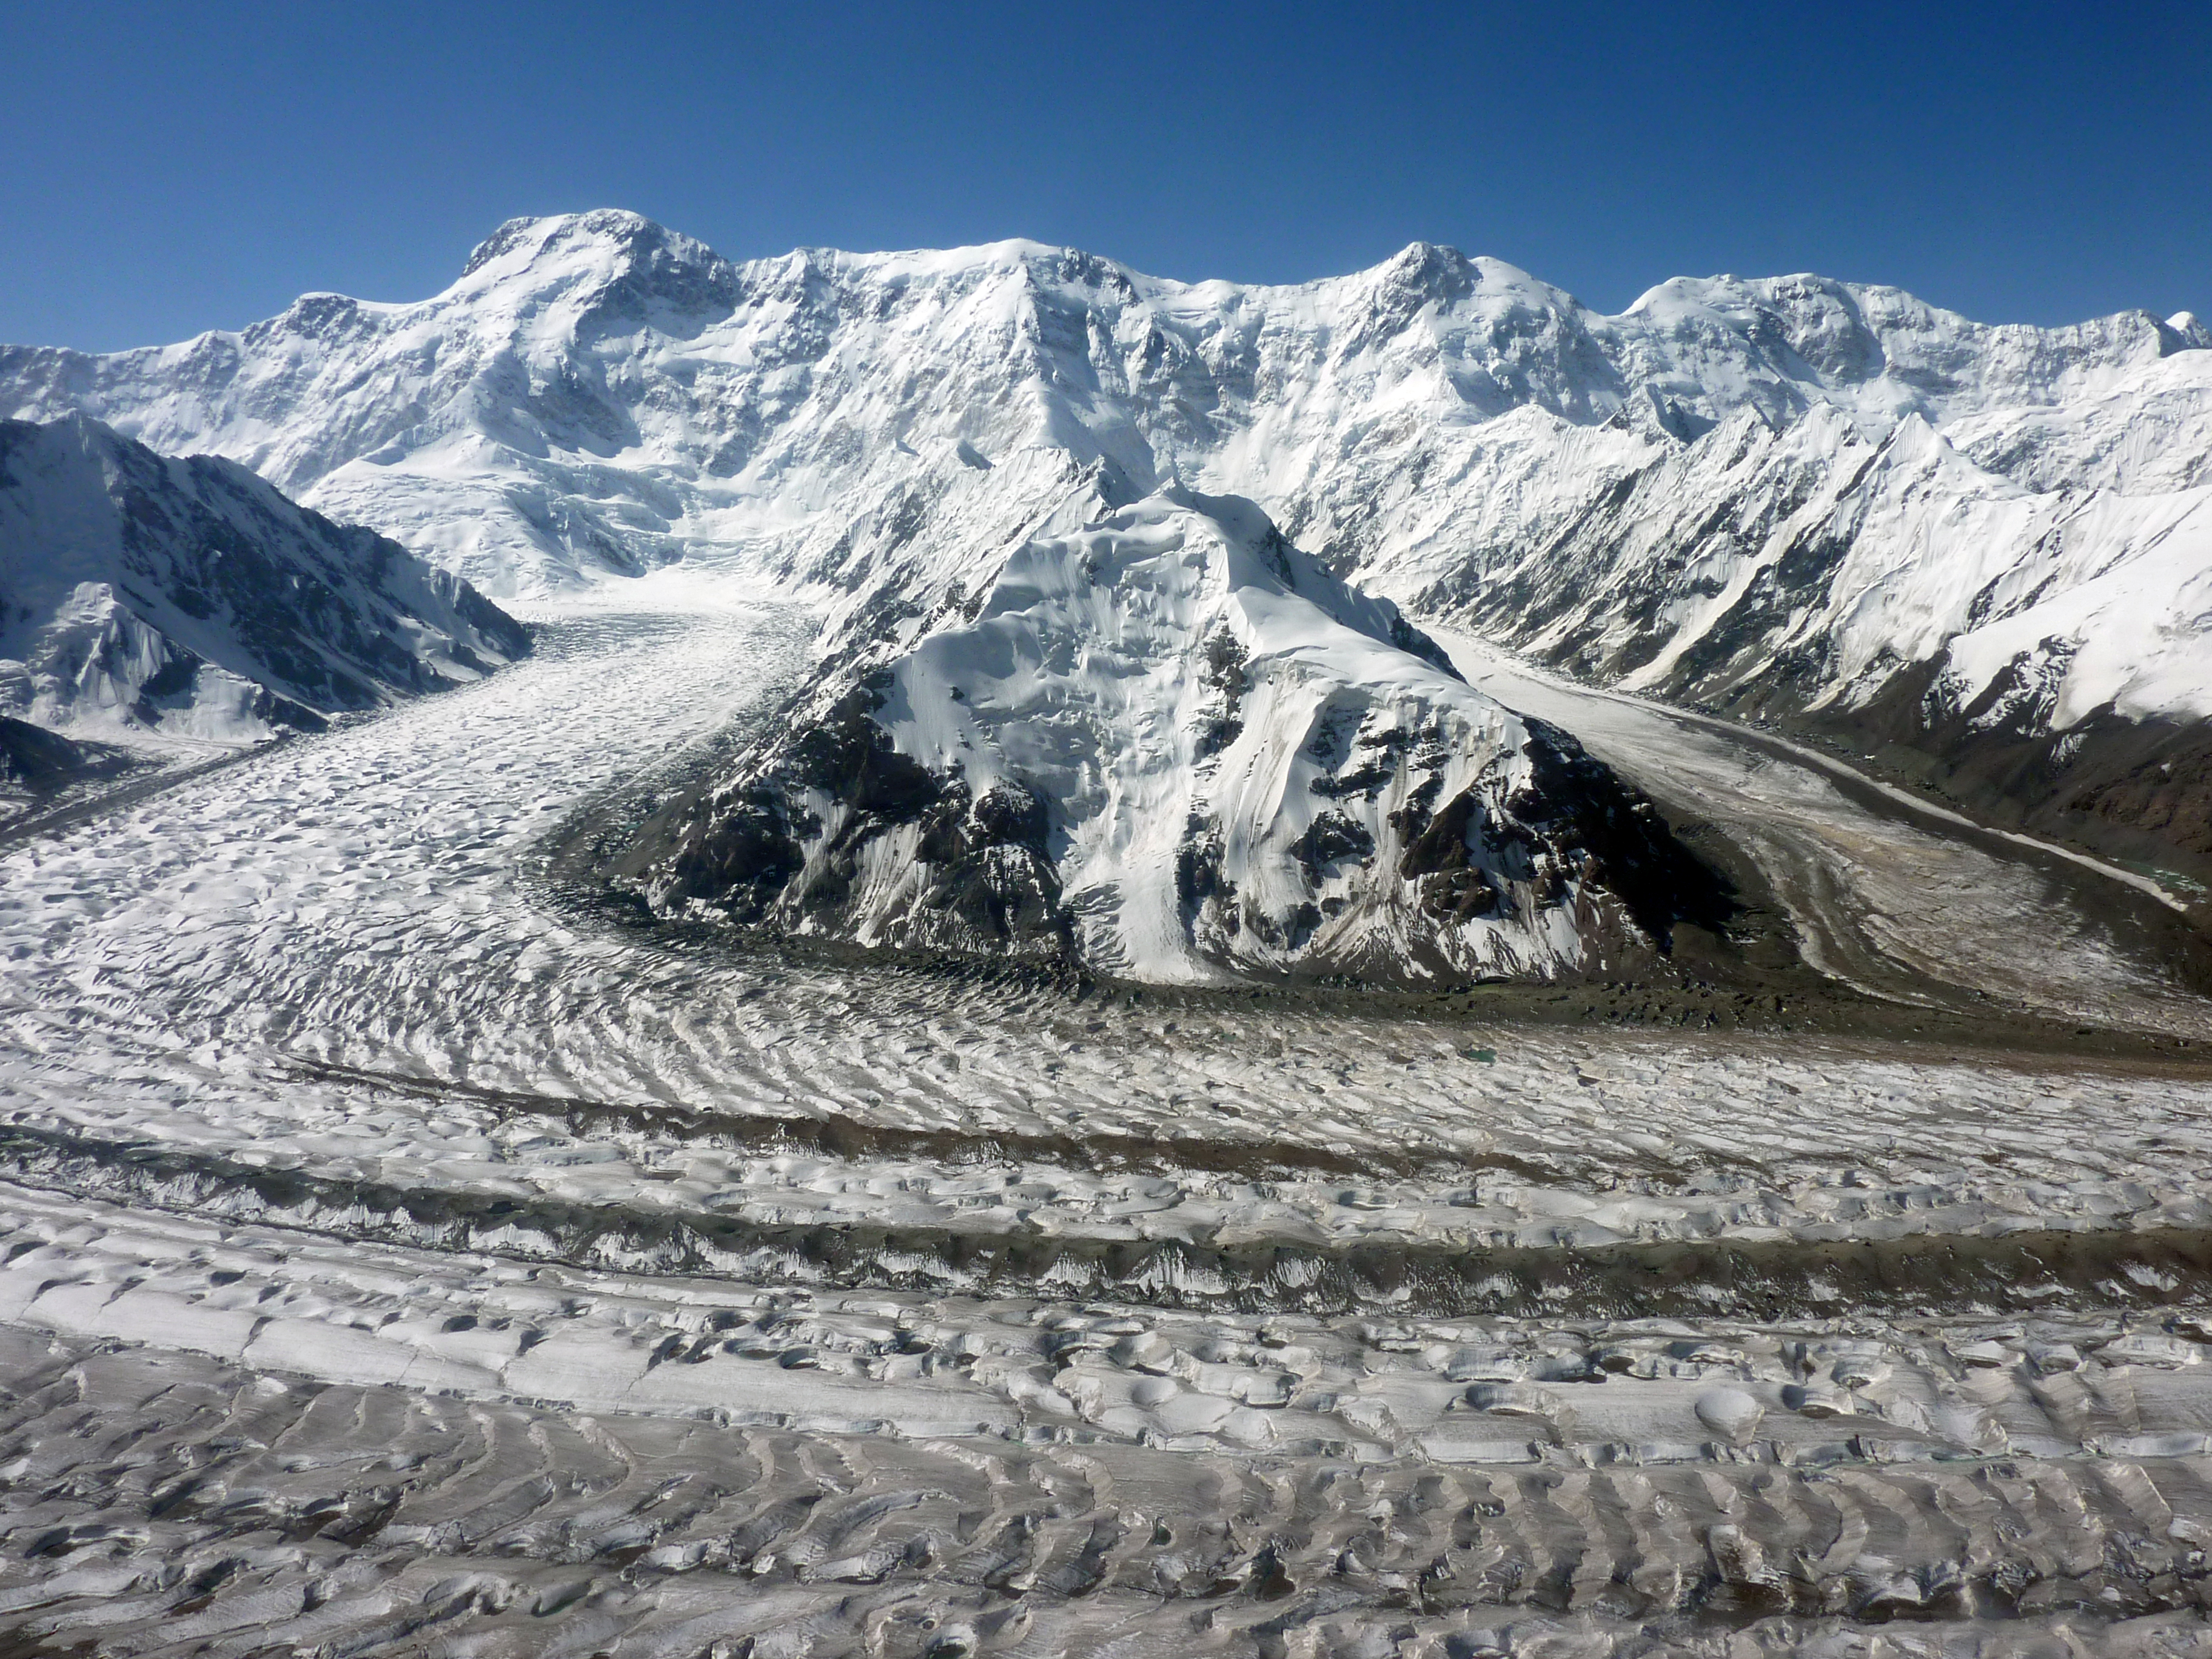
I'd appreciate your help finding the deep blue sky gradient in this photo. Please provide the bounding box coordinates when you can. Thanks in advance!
[6,0,2207,350]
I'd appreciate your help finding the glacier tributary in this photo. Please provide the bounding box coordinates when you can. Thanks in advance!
[1441,631,2212,1041]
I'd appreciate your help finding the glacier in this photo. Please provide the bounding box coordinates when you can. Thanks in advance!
[0,571,2208,1654]
[1,213,2211,1655]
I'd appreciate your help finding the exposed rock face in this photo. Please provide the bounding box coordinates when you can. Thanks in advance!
[623,489,1726,985]
[0,712,137,826]
[0,712,135,812]
[0,714,91,790]
[0,415,530,743]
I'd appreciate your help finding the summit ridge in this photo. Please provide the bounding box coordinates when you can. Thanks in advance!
[3,210,2208,879]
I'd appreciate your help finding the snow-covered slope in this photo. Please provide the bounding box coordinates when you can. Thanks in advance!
[1435,394,2212,729]
[624,488,1724,985]
[0,415,530,743]
[1418,366,2212,877]
[2,212,2197,598]
[3,210,2206,871]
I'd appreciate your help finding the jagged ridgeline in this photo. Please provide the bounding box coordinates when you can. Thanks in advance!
[614,489,1729,985]
[5,210,2207,881]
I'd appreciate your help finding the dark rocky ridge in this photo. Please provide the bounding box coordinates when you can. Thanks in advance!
[0,415,531,738]
[1806,663,2212,896]
[610,682,1083,970]
[0,712,100,791]
[614,671,1734,989]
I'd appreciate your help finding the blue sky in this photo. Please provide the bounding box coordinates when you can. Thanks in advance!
[7,0,2206,350]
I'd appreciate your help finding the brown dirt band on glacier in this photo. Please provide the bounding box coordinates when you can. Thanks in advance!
[6,1120,2210,1322]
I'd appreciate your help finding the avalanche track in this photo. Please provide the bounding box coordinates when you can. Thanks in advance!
[2,581,2212,1656]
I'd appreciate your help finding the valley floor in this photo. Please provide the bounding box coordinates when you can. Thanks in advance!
[0,575,2210,1655]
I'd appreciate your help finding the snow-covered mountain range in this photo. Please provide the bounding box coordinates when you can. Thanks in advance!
[0,415,529,745]
[3,209,2206,885]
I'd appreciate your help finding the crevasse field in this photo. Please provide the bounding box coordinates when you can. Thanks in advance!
[4,566,2212,1656]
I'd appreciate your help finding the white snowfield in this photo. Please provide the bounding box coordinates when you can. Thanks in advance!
[0,412,528,746]
[1,209,2205,754]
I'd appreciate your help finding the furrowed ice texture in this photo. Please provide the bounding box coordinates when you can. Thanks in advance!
[1,585,2210,1653]
[0,414,529,744]
[2,211,2207,888]
[626,487,1724,984]
[0,212,2206,1655]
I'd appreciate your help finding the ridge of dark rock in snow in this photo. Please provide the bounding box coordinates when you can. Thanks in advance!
[0,414,530,747]
[617,488,1730,985]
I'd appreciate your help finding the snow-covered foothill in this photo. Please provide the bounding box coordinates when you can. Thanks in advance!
[0,415,530,746]
[631,488,1723,984]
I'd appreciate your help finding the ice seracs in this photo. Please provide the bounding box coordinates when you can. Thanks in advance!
[0,414,529,747]
[626,488,1726,984]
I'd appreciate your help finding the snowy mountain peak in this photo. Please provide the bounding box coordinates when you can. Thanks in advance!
[5,213,2196,597]
[446,209,742,336]
[626,486,1723,984]
[1372,240,1481,297]
[458,208,726,283]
